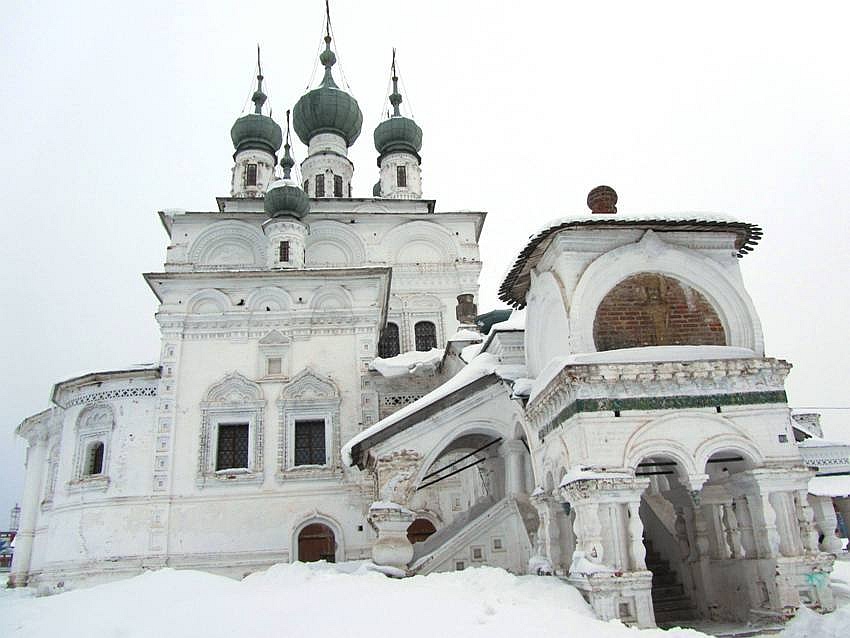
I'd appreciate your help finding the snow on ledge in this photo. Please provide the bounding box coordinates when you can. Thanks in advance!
[799,437,850,448]
[809,475,850,498]
[490,308,526,332]
[529,346,758,403]
[369,348,443,378]
[448,329,483,342]
[564,345,756,365]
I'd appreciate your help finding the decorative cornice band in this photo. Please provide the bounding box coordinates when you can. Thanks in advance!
[538,390,788,441]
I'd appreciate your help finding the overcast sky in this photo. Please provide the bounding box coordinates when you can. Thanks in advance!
[1,0,849,521]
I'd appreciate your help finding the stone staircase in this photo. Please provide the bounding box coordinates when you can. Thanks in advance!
[644,538,699,625]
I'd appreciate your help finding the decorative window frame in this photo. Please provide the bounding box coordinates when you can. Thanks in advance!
[68,403,115,492]
[257,330,292,380]
[197,372,265,486]
[277,369,341,481]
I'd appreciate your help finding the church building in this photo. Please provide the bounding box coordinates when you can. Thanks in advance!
[10,12,841,630]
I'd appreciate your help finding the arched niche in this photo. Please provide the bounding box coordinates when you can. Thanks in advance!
[246,286,293,312]
[569,231,764,354]
[309,284,353,311]
[186,288,232,314]
[187,220,266,269]
[383,221,458,264]
[305,220,366,267]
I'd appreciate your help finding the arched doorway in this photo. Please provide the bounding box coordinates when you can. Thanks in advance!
[298,523,336,563]
[407,518,437,544]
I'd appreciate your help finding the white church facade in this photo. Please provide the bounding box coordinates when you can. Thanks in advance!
[10,15,843,630]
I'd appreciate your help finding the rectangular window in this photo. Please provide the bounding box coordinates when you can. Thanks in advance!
[86,442,105,475]
[279,240,290,263]
[334,175,343,197]
[396,165,407,187]
[472,547,483,561]
[315,174,325,197]
[267,357,282,376]
[294,419,326,466]
[216,423,249,470]
[246,163,258,187]
[304,180,309,194]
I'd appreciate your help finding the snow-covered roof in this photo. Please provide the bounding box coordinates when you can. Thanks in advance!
[499,213,763,307]
[369,348,443,378]
[809,474,850,497]
[799,437,850,449]
[343,352,525,467]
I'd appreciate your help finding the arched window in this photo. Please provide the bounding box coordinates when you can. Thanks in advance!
[414,321,437,351]
[86,442,105,475]
[378,322,400,358]
[407,518,436,544]
[298,523,336,562]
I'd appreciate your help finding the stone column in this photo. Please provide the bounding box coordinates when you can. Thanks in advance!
[501,440,526,498]
[368,502,415,573]
[810,494,843,553]
[560,473,654,628]
[9,432,49,587]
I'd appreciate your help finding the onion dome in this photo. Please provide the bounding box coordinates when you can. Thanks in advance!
[293,33,363,147]
[231,53,283,157]
[373,51,422,162]
[265,111,310,219]
[372,181,381,197]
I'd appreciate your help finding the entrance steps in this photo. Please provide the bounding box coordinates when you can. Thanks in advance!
[644,538,699,625]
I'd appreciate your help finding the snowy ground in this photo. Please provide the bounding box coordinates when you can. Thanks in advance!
[1,559,848,638]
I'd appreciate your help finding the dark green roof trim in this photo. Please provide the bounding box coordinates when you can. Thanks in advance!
[500,218,763,308]
[349,373,503,468]
[537,390,788,442]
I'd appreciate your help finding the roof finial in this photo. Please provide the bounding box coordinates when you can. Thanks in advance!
[281,110,295,179]
[252,44,268,114]
[319,1,338,88]
[389,48,402,117]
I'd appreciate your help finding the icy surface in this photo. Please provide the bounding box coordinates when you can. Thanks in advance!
[0,562,712,638]
[369,348,443,378]
[808,475,850,497]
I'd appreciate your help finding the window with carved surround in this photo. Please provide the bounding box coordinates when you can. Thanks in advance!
[277,369,341,481]
[68,403,114,492]
[197,372,265,486]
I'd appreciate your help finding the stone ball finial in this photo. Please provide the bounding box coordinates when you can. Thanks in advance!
[587,185,618,214]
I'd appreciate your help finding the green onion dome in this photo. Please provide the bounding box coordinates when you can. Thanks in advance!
[373,53,421,163]
[231,73,282,157]
[374,116,422,161]
[264,140,310,219]
[264,178,310,219]
[293,35,362,147]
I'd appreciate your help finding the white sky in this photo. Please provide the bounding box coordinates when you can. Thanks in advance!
[1,0,849,521]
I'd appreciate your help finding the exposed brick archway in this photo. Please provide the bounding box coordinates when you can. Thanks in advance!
[593,273,726,352]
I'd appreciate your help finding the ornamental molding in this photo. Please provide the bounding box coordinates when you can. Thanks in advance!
[187,220,267,269]
[305,220,367,267]
[527,357,791,439]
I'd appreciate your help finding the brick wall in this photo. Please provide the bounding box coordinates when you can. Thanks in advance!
[593,273,726,351]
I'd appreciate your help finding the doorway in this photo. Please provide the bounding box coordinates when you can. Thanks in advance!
[298,523,336,562]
